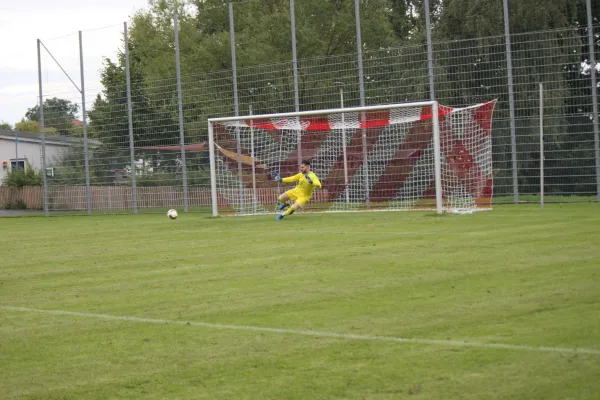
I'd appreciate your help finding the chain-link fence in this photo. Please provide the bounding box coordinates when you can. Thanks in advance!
[24,0,600,215]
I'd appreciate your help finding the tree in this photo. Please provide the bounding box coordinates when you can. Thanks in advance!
[0,121,12,131]
[88,47,180,149]
[88,0,432,177]
[123,0,399,97]
[14,119,58,135]
[89,0,597,196]
[25,97,79,135]
[386,0,443,43]
[433,0,590,195]
[436,0,580,39]
[15,119,40,133]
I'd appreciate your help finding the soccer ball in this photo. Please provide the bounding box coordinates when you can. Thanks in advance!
[167,209,178,219]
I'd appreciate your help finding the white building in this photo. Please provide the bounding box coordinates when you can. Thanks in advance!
[0,129,100,182]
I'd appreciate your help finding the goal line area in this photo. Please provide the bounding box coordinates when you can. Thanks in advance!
[208,101,496,217]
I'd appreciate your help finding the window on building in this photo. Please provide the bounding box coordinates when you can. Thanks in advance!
[10,159,26,171]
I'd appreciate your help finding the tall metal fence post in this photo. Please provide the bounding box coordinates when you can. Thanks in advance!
[79,31,92,215]
[587,0,600,201]
[124,22,138,214]
[335,82,350,204]
[249,105,257,215]
[208,120,218,217]
[37,39,49,217]
[290,0,302,166]
[229,3,245,211]
[432,101,443,215]
[424,0,436,100]
[539,82,544,209]
[354,0,370,208]
[174,13,189,213]
[503,0,519,203]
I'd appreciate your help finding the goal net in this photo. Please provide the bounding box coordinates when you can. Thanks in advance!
[207,100,496,216]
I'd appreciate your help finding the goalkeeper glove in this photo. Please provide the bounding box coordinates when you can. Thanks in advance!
[304,174,313,184]
[273,172,282,182]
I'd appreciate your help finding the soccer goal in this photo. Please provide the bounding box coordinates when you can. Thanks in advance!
[207,100,496,217]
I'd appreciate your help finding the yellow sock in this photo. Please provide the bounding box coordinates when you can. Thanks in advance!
[283,204,299,216]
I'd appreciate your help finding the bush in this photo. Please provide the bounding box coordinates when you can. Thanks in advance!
[1,163,42,188]
[135,169,211,187]
[6,200,27,210]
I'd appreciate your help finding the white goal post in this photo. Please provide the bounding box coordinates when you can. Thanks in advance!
[207,100,496,217]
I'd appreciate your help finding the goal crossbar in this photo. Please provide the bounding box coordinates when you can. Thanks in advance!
[207,101,437,124]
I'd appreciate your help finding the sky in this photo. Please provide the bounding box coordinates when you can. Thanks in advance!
[0,0,150,126]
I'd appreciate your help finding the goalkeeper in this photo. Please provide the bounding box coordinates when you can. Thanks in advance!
[273,160,322,220]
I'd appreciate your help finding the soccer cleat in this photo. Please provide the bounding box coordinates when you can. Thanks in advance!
[277,201,290,211]
[276,214,285,221]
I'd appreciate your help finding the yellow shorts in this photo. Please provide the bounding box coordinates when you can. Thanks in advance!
[286,190,310,207]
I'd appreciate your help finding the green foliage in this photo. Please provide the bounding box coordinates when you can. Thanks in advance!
[25,97,80,135]
[14,119,40,133]
[386,0,443,42]
[436,0,580,39]
[0,120,13,131]
[85,0,597,197]
[1,163,42,188]
[134,168,211,187]
[14,119,58,135]
[49,142,107,185]
[68,125,83,137]
[5,200,27,210]
[88,61,180,150]
[433,0,593,196]
[88,0,401,151]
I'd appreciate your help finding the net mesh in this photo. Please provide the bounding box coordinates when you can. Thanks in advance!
[210,101,496,215]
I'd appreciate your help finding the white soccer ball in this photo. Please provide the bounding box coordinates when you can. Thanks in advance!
[167,209,178,219]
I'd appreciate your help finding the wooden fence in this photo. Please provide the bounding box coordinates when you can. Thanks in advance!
[46,186,215,211]
[0,185,332,212]
[0,185,243,211]
[0,187,43,209]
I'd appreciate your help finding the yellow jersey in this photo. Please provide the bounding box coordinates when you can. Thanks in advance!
[282,172,322,199]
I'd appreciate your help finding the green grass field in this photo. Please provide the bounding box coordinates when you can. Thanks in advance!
[2,204,600,399]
